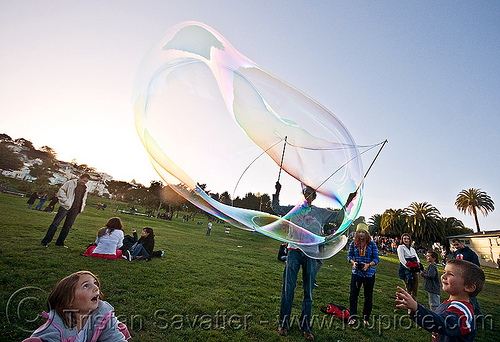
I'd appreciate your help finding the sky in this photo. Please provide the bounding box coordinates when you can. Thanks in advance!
[1,1,499,231]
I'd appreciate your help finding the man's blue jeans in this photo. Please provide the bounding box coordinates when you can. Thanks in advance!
[41,206,80,246]
[279,249,316,332]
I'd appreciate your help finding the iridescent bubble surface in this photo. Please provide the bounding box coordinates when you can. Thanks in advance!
[133,21,364,258]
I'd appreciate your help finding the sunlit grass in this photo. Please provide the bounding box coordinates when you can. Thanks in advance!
[1,193,498,341]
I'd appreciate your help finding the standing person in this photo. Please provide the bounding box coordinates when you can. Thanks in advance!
[44,194,58,212]
[34,193,48,211]
[25,271,130,341]
[397,233,421,306]
[272,181,355,340]
[40,174,90,248]
[27,191,39,209]
[421,251,441,311]
[451,238,483,320]
[206,221,212,236]
[83,217,125,260]
[347,229,379,326]
[451,238,480,266]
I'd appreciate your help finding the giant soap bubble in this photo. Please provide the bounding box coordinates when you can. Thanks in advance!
[133,21,366,259]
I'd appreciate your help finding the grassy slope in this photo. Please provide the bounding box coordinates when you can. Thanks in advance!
[0,193,498,342]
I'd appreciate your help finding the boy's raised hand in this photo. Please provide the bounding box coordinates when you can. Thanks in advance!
[395,286,418,311]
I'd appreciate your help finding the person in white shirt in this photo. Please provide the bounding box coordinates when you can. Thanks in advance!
[83,217,125,260]
[397,233,421,303]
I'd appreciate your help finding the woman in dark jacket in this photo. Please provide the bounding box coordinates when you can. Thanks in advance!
[129,227,155,260]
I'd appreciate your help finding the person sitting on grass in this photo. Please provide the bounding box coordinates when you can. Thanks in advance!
[396,259,485,342]
[83,217,124,260]
[124,227,163,261]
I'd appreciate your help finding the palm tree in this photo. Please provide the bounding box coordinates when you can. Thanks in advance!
[455,188,495,233]
[440,217,473,237]
[405,202,443,247]
[368,214,382,235]
[380,209,408,237]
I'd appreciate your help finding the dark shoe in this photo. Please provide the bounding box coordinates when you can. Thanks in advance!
[348,318,357,326]
[56,244,69,248]
[40,243,48,247]
[277,326,287,336]
[302,331,314,340]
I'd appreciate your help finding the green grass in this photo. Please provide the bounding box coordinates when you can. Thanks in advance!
[0,192,498,341]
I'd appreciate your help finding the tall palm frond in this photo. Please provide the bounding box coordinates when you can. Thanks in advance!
[455,188,495,233]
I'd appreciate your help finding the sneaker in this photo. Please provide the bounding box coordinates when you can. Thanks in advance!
[161,251,164,257]
[277,326,287,336]
[313,282,319,287]
[302,331,314,340]
[56,244,69,248]
[122,250,132,261]
[40,243,48,247]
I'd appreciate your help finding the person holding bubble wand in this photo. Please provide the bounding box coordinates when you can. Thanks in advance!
[273,179,356,340]
[272,136,383,339]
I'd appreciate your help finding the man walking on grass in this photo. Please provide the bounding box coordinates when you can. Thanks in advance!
[41,174,90,248]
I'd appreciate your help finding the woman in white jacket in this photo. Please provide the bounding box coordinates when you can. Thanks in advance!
[397,233,420,303]
[83,217,124,259]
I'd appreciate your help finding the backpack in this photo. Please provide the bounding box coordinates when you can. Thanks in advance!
[320,303,350,322]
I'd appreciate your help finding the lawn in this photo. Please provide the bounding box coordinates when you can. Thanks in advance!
[0,192,498,341]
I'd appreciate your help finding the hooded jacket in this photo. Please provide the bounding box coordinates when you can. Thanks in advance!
[27,300,129,342]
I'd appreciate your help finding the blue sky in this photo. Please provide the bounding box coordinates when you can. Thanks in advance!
[1,1,499,231]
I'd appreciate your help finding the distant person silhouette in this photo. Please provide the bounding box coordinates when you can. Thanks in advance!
[34,193,48,210]
[26,191,39,209]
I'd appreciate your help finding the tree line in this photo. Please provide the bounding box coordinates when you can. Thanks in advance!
[1,133,495,245]
[368,188,494,249]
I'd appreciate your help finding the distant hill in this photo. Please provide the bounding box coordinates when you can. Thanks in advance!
[0,133,111,195]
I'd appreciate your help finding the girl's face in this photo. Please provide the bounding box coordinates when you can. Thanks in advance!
[441,264,466,296]
[141,229,149,237]
[357,232,367,242]
[402,236,411,246]
[72,274,100,314]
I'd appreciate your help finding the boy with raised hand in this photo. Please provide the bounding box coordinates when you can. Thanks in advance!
[396,259,485,342]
